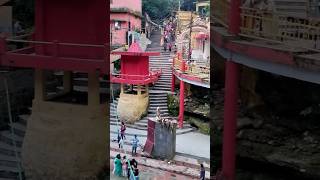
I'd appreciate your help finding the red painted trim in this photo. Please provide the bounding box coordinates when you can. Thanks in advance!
[226,41,294,65]
[212,27,295,65]
[111,51,160,56]
[110,71,161,85]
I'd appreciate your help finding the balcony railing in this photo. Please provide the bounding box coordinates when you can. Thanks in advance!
[212,2,320,52]
[0,34,108,73]
[240,7,320,51]
[173,55,210,83]
[110,69,162,85]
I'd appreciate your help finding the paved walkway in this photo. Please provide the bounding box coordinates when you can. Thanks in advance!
[110,125,210,160]
[110,163,195,180]
[110,149,211,179]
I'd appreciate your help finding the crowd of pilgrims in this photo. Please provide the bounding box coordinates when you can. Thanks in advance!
[162,18,177,52]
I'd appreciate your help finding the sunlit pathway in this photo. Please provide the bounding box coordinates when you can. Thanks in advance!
[110,163,195,180]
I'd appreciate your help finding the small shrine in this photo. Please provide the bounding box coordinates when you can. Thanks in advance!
[111,42,161,123]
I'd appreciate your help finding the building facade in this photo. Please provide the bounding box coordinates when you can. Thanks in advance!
[110,0,142,47]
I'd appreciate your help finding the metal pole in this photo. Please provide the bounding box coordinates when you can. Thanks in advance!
[187,11,193,63]
[3,77,23,180]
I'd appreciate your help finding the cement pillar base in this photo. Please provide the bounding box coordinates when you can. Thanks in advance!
[21,100,108,180]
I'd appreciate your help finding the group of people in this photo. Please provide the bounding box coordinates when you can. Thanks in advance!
[163,18,176,52]
[114,121,141,179]
[113,154,140,180]
[117,122,140,156]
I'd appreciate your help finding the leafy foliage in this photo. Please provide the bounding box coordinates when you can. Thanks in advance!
[167,93,179,116]
[142,0,179,24]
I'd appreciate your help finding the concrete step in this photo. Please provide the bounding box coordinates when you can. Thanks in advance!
[148,109,169,113]
[156,80,172,83]
[0,166,20,179]
[149,93,168,97]
[149,98,168,101]
[149,96,167,100]
[0,155,20,168]
[154,84,171,88]
[149,100,167,104]
[152,87,171,91]
[158,77,172,80]
[148,106,168,110]
[0,142,21,157]
[0,177,20,180]
[0,132,24,148]
[149,101,168,105]
[9,123,26,138]
[18,115,29,125]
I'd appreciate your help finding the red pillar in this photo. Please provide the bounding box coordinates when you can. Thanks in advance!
[178,79,184,128]
[222,60,239,180]
[178,59,186,128]
[228,0,241,35]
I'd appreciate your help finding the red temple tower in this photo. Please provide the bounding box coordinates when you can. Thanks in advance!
[0,1,108,179]
[111,42,161,123]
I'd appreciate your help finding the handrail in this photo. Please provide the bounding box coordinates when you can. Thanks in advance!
[5,38,106,48]
[240,6,320,51]
[111,71,161,80]
[173,55,210,80]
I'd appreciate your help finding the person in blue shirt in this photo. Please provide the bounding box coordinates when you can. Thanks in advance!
[131,135,139,156]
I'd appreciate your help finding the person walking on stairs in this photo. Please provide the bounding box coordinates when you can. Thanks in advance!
[121,121,126,139]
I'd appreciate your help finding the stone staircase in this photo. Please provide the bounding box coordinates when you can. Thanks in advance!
[0,114,28,179]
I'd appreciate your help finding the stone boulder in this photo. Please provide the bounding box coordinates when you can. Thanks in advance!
[117,92,149,123]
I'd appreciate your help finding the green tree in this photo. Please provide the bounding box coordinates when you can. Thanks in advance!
[142,0,179,24]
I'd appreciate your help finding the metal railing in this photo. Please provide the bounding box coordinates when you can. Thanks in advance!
[173,55,210,81]
[212,3,320,51]
[240,7,320,51]
[1,35,107,59]
[111,70,161,81]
